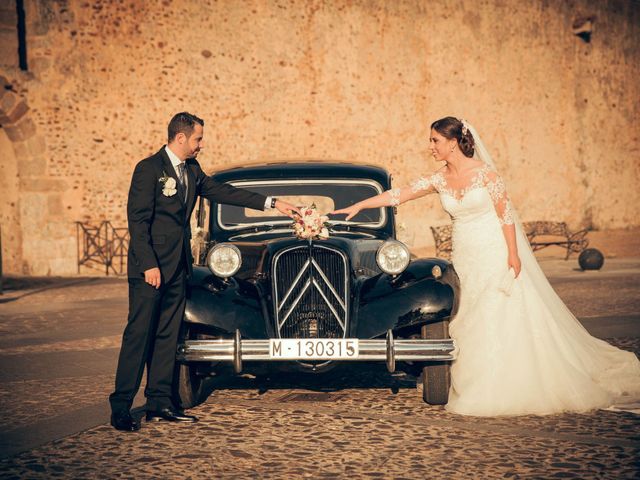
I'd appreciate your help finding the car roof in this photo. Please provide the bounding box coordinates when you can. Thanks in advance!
[211,161,391,186]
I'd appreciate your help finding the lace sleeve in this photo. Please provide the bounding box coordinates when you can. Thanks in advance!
[388,187,402,206]
[385,173,439,207]
[410,176,435,194]
[485,169,514,225]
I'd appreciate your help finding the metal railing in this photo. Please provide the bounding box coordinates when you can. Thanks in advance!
[76,221,129,275]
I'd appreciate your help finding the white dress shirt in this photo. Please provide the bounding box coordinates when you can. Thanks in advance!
[165,146,188,195]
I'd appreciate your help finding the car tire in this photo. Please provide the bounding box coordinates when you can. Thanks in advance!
[176,324,206,409]
[421,321,451,405]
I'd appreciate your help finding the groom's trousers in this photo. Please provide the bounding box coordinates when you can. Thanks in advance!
[109,265,186,414]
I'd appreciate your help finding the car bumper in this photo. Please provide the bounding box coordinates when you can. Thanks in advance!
[176,329,457,373]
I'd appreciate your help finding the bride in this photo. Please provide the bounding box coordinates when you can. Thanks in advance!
[331,116,640,416]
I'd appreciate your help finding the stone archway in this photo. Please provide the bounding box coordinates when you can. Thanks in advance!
[0,127,22,274]
[0,75,28,274]
[0,72,51,275]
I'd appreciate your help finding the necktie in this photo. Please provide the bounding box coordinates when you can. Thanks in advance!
[177,163,186,201]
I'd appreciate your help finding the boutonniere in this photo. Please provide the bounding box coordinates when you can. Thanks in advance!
[292,204,330,240]
[159,171,177,197]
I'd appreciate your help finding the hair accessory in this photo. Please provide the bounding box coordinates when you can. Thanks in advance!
[459,118,469,136]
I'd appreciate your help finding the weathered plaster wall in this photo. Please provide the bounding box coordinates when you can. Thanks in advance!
[1,0,638,275]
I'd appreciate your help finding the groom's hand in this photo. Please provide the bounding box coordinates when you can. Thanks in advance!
[275,200,301,218]
[144,267,161,289]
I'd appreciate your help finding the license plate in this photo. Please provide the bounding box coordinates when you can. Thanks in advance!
[269,339,359,360]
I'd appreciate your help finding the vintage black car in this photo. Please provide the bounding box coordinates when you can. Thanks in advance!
[176,163,460,408]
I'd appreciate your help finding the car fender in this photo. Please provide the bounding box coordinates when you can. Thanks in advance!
[354,258,459,338]
[184,266,271,338]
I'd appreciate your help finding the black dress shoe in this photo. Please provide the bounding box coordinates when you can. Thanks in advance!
[146,407,198,423]
[111,412,140,431]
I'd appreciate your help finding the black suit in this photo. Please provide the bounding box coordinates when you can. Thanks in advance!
[109,146,266,413]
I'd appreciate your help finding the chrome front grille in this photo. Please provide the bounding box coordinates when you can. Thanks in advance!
[272,245,348,339]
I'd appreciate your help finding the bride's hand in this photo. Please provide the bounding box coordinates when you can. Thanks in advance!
[330,205,361,221]
[508,253,522,278]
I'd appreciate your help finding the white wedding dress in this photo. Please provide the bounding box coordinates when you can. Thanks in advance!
[406,159,640,416]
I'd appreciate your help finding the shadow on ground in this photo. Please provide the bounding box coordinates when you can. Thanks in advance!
[0,276,116,303]
[193,363,423,406]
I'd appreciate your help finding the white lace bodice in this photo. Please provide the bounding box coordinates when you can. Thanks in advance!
[388,163,514,226]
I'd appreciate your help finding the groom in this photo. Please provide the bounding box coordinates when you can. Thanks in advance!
[109,112,299,431]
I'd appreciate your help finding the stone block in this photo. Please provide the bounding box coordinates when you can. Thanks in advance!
[7,99,29,124]
[48,257,78,276]
[19,176,67,192]
[17,155,46,177]
[4,116,36,142]
[0,30,16,41]
[19,117,36,139]
[27,37,52,50]
[47,193,63,215]
[0,34,18,68]
[4,124,22,141]
[30,57,51,76]
[19,191,47,226]
[25,135,46,156]
[0,9,17,27]
[0,90,17,114]
[11,140,29,159]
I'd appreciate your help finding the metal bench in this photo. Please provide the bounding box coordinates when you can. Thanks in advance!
[431,221,589,260]
[522,221,589,260]
[430,225,453,260]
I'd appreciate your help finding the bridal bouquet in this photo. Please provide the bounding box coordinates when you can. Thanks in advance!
[292,204,330,240]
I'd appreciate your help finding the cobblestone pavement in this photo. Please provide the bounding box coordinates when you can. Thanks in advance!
[0,259,639,479]
[1,369,639,479]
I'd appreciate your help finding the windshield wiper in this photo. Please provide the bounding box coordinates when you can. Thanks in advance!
[245,224,291,233]
[329,223,369,232]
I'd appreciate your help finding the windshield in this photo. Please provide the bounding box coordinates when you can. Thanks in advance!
[216,179,386,231]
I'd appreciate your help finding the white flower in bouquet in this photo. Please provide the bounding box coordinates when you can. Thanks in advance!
[292,204,330,240]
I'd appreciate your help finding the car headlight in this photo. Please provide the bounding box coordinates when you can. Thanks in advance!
[376,240,411,275]
[207,244,242,278]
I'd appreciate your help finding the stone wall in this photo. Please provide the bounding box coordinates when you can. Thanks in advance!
[1,0,638,275]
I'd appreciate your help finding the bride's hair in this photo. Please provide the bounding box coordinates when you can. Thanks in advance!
[431,116,475,158]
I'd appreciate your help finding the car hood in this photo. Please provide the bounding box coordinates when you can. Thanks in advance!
[229,234,389,279]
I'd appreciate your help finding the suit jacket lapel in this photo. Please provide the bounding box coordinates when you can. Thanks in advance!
[159,147,186,207]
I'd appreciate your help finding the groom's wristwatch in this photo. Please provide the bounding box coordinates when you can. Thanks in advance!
[271,197,278,209]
